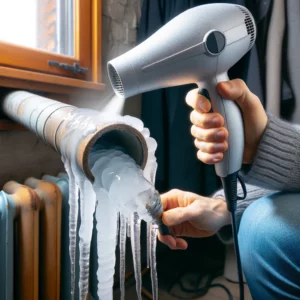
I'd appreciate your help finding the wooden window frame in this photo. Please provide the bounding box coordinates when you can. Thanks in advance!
[0,0,104,95]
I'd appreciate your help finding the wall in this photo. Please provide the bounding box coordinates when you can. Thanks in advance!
[71,0,142,117]
[0,0,142,187]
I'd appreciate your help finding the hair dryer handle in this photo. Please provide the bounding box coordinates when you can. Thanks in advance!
[200,73,244,178]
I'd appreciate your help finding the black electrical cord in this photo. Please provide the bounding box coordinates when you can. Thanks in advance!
[221,172,247,300]
[167,269,234,300]
[231,209,244,300]
[210,283,234,300]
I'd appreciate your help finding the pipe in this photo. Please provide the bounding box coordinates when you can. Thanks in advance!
[2,91,148,182]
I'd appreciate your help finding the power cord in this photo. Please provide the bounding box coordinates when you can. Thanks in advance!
[231,210,244,300]
[221,172,247,300]
[115,249,235,300]
[167,269,234,300]
[210,283,233,300]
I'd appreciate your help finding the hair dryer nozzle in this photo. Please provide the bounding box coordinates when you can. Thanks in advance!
[108,63,124,98]
[107,50,141,99]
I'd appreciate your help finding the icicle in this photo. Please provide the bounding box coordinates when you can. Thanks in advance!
[64,161,79,299]
[127,219,131,238]
[95,188,118,300]
[130,212,142,300]
[146,222,151,269]
[150,224,159,300]
[60,109,98,300]
[119,214,127,300]
[116,212,120,245]
[78,179,97,300]
[143,158,157,272]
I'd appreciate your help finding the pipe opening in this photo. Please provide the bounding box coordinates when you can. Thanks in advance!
[84,125,148,182]
[107,63,124,97]
[92,130,145,166]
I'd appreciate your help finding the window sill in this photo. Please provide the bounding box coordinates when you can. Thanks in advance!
[0,66,105,95]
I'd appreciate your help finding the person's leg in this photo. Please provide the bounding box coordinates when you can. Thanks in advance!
[238,192,300,300]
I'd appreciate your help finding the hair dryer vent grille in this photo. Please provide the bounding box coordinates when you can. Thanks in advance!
[236,6,255,49]
[108,64,124,96]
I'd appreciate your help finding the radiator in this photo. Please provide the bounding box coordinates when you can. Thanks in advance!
[41,173,74,299]
[0,172,138,300]
[0,174,68,300]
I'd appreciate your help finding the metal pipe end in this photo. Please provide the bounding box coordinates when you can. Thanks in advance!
[79,123,148,182]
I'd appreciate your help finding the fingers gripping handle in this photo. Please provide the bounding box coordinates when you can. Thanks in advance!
[198,74,244,178]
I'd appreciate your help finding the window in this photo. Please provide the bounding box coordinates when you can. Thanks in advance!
[0,0,104,94]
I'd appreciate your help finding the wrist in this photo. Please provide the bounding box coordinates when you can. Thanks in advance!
[215,198,231,227]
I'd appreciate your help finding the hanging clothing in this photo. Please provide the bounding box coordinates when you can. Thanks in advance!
[286,0,300,123]
[265,0,285,117]
[259,0,297,122]
[138,0,264,196]
[245,0,273,106]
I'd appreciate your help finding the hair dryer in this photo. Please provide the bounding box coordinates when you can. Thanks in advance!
[108,4,256,299]
[108,3,256,187]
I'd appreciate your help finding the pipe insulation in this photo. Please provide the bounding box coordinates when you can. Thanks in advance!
[2,91,148,182]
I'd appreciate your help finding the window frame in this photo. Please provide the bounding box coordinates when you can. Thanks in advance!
[0,0,104,94]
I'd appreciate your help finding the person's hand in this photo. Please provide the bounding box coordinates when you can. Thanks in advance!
[185,79,268,164]
[157,189,231,250]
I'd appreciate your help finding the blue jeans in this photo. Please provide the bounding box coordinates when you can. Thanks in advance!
[239,192,300,299]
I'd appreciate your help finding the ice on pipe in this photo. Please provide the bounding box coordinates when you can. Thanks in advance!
[78,179,96,300]
[60,110,99,300]
[119,214,127,300]
[150,224,159,300]
[116,212,120,247]
[59,109,161,300]
[91,147,160,300]
[141,128,150,138]
[63,161,79,298]
[146,222,151,269]
[127,219,131,238]
[146,137,158,153]
[122,115,144,132]
[130,213,142,300]
[94,188,118,300]
[92,149,152,300]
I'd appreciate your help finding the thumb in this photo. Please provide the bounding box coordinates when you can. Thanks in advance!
[162,201,201,226]
[217,79,261,113]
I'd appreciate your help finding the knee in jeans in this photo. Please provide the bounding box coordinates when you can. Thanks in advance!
[238,192,300,269]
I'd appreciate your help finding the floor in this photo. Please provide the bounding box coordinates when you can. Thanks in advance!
[114,275,252,300]
[112,236,252,300]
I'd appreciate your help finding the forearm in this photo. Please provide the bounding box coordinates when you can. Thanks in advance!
[242,114,300,191]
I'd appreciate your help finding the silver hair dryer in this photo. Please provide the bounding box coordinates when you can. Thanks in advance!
[107,3,256,183]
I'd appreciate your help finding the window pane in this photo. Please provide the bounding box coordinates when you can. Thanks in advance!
[0,0,74,56]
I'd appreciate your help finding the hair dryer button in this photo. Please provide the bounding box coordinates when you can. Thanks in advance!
[205,31,226,55]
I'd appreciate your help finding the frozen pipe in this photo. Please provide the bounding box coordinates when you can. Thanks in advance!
[2,91,148,182]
